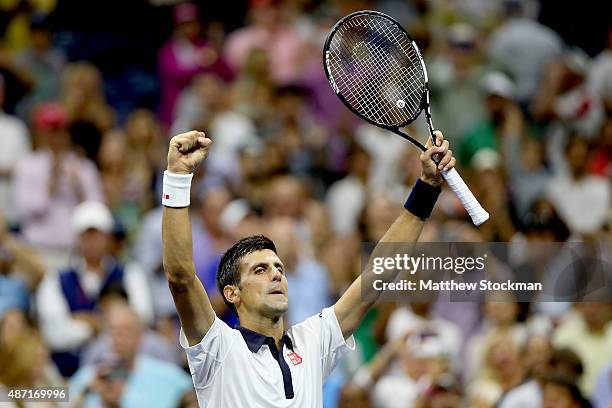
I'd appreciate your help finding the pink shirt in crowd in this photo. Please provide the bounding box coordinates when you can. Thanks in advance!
[158,37,233,126]
[224,26,305,85]
[13,150,105,248]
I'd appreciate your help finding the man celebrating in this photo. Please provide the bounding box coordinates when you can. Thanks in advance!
[162,130,455,407]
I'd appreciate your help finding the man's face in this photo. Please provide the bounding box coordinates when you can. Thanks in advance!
[542,383,579,408]
[233,249,289,318]
[108,309,141,361]
[79,229,111,262]
[45,129,70,151]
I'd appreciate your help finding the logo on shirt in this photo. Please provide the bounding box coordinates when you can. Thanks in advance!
[287,351,302,366]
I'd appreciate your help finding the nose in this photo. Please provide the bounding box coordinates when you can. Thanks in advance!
[271,266,282,281]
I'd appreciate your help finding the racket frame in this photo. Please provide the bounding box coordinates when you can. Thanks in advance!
[323,10,490,226]
[322,9,435,151]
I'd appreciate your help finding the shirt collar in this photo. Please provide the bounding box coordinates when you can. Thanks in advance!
[235,326,294,353]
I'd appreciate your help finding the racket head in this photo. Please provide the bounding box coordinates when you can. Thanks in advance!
[323,10,428,130]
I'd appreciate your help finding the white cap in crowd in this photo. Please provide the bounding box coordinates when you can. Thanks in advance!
[72,201,114,234]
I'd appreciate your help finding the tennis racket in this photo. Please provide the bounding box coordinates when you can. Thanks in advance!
[323,10,489,226]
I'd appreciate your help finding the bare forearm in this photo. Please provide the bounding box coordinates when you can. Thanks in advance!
[162,204,215,345]
[335,210,424,336]
[334,130,453,338]
[162,132,215,345]
[162,206,196,281]
[4,237,47,290]
[360,210,424,303]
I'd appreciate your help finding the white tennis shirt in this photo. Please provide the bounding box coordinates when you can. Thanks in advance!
[180,306,355,407]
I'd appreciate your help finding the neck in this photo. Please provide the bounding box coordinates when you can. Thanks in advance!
[239,312,285,348]
[500,366,523,390]
[85,257,104,272]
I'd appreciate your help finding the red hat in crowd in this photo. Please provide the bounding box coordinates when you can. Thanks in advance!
[32,102,69,131]
[173,3,199,25]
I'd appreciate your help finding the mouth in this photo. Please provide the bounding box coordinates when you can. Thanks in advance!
[268,289,285,295]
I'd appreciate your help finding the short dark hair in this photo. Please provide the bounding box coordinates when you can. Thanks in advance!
[549,348,584,377]
[216,235,277,313]
[541,373,585,405]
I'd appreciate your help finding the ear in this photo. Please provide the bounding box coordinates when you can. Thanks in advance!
[223,284,240,308]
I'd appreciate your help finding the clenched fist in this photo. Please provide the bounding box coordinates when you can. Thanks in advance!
[420,130,455,186]
[167,131,212,174]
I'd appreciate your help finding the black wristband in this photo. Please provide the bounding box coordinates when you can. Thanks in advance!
[404,179,442,219]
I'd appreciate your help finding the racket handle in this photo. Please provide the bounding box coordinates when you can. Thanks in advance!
[441,167,489,226]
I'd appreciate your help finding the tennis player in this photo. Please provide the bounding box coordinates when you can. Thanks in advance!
[161,130,455,407]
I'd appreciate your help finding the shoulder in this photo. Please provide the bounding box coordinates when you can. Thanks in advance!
[15,150,44,167]
[180,316,241,355]
[123,261,146,276]
[499,380,542,407]
[137,355,190,380]
[74,154,100,171]
[0,113,28,134]
[69,364,96,390]
[289,307,341,340]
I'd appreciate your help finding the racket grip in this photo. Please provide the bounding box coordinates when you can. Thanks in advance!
[441,167,489,226]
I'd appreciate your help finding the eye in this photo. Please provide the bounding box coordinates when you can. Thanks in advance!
[255,267,265,274]
[276,265,284,274]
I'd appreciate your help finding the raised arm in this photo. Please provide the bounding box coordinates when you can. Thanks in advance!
[162,131,216,346]
[334,131,455,338]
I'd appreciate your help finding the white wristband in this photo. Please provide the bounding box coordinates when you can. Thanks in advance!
[162,170,193,207]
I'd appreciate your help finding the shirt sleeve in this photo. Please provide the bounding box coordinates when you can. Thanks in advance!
[123,262,154,326]
[36,274,94,351]
[320,307,356,379]
[297,307,356,380]
[79,158,106,203]
[179,316,238,389]
[13,156,51,219]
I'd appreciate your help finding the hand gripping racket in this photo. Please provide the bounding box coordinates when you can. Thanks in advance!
[323,10,489,226]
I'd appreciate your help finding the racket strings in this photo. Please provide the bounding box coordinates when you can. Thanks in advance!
[327,14,426,126]
[361,18,423,112]
[337,30,408,125]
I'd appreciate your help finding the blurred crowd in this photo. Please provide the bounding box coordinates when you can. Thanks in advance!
[0,0,611,407]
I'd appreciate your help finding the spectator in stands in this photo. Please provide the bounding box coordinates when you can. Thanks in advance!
[98,110,164,235]
[61,62,115,161]
[224,0,306,84]
[469,332,528,406]
[372,335,451,408]
[429,23,488,143]
[416,374,464,408]
[593,362,612,408]
[326,143,370,235]
[14,13,65,119]
[541,373,590,408]
[458,71,516,167]
[0,327,64,408]
[500,101,552,221]
[13,102,105,264]
[80,300,181,368]
[532,52,604,138]
[466,299,526,383]
[554,302,612,396]
[230,48,274,124]
[0,211,47,319]
[487,0,563,104]
[158,2,232,126]
[36,201,152,377]
[547,134,610,236]
[70,303,192,408]
[499,346,584,408]
[386,301,462,367]
[0,74,30,225]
